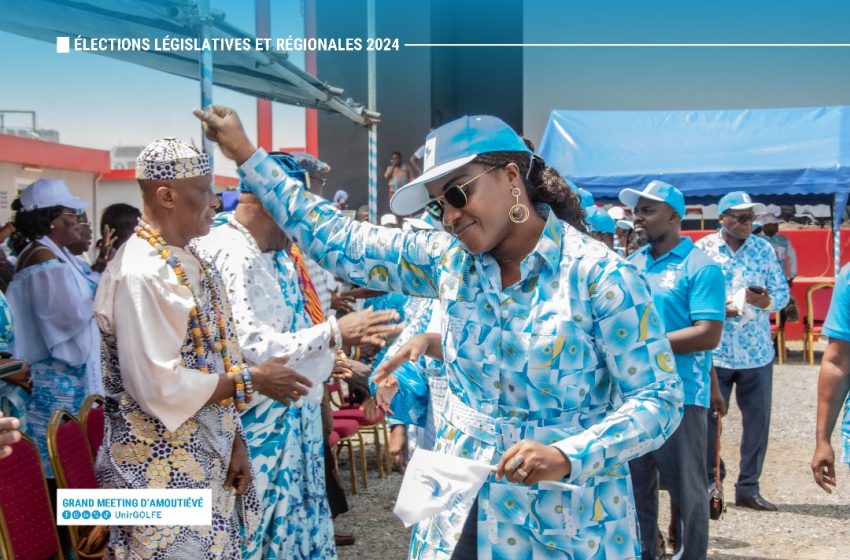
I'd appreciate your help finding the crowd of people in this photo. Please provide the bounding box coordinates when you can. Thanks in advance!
[0,105,847,560]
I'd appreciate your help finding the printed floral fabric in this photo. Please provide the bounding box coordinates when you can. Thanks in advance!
[239,149,683,559]
[696,232,790,369]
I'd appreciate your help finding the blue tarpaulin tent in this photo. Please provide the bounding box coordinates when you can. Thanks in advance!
[539,106,850,273]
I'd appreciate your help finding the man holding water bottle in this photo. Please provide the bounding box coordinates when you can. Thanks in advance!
[696,192,789,511]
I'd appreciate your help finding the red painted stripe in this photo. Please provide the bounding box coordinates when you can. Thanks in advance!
[304,0,319,157]
[0,134,110,173]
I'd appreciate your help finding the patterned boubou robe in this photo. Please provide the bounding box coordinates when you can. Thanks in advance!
[96,253,260,559]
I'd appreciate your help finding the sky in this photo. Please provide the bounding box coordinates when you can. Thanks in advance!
[0,0,309,177]
[3,0,850,177]
[522,0,850,141]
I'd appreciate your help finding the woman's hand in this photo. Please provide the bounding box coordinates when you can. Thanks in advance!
[193,106,256,165]
[372,333,440,386]
[224,436,252,496]
[496,440,571,485]
[375,374,398,415]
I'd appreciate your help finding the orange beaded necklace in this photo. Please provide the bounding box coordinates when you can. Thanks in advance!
[135,220,247,410]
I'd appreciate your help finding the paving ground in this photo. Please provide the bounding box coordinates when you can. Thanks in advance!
[334,343,850,559]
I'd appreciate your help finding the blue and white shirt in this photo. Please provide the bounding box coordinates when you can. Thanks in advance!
[629,238,726,407]
[696,232,789,370]
[822,263,850,464]
[239,148,682,559]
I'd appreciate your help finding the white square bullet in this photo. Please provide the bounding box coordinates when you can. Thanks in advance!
[56,37,70,54]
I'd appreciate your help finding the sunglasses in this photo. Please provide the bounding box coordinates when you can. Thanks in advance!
[722,213,755,225]
[424,166,499,220]
[304,174,327,191]
[59,209,85,220]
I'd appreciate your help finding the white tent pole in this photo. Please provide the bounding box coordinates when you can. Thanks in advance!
[367,0,377,224]
[834,192,849,275]
[199,0,214,176]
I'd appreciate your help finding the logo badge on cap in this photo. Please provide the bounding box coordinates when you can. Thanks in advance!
[423,137,436,171]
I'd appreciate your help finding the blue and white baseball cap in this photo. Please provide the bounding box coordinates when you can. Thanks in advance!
[586,206,616,234]
[618,180,686,219]
[717,191,765,215]
[576,186,595,209]
[390,115,531,215]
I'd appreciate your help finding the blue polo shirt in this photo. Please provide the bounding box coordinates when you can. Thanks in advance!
[630,237,726,407]
[822,263,850,464]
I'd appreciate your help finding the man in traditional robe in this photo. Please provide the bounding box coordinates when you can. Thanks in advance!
[94,138,311,559]
[198,186,399,559]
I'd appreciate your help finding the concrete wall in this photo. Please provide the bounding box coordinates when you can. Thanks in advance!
[429,0,524,133]
[0,162,96,225]
[316,0,432,216]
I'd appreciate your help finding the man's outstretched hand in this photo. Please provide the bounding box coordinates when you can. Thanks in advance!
[193,105,257,165]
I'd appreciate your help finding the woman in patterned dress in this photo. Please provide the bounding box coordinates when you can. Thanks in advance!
[5,179,99,479]
[199,107,684,560]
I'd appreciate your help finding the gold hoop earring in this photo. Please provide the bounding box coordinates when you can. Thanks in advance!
[509,187,529,224]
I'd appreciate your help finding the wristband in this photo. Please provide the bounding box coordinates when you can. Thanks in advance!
[241,365,254,403]
[349,346,361,361]
[233,374,247,411]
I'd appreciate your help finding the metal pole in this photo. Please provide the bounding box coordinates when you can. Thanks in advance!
[198,0,215,177]
[256,0,272,151]
[367,0,377,224]
[834,192,848,275]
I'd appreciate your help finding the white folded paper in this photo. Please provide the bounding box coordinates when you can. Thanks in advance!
[288,347,334,404]
[393,449,493,528]
[732,288,757,326]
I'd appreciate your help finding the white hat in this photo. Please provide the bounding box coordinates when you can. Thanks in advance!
[758,213,780,225]
[380,214,399,226]
[402,217,435,231]
[19,178,88,211]
[616,219,634,231]
[607,206,626,220]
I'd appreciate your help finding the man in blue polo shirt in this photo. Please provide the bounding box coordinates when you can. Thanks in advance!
[620,180,726,560]
[812,263,850,492]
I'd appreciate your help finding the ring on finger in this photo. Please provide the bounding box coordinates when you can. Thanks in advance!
[516,467,529,480]
[506,454,525,472]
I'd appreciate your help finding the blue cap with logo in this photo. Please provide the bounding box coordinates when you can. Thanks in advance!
[618,180,686,219]
[390,115,531,215]
[717,191,765,216]
[586,206,616,234]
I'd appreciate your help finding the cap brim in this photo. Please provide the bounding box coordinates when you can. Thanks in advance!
[618,188,664,209]
[62,196,89,210]
[390,155,476,215]
[729,202,766,214]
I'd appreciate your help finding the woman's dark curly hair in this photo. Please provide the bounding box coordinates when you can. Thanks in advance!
[10,198,64,243]
[472,138,586,233]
